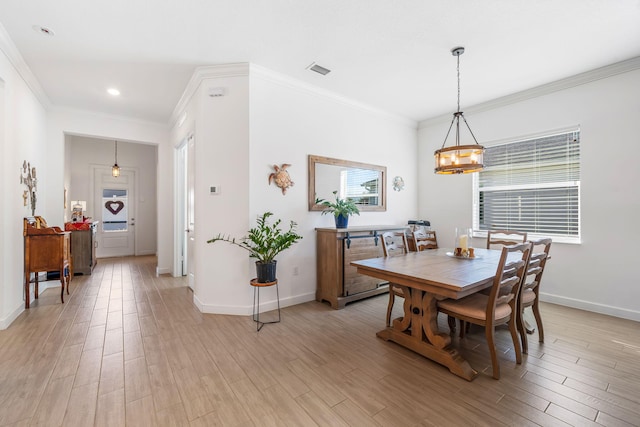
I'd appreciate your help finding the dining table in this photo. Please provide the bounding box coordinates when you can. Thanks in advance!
[351,247,506,381]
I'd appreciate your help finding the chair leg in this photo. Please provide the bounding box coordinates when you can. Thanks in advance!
[459,319,467,338]
[517,307,528,354]
[508,318,523,364]
[447,315,456,335]
[485,327,500,380]
[386,292,395,327]
[532,300,544,343]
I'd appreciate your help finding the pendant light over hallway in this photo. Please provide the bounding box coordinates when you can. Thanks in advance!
[112,140,120,178]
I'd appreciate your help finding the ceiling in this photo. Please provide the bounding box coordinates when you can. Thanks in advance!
[1,0,639,124]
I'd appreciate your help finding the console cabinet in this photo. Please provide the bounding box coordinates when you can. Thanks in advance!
[315,225,406,309]
[67,222,98,275]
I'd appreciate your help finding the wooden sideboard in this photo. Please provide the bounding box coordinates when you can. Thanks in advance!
[24,216,72,309]
[66,221,98,275]
[316,225,407,309]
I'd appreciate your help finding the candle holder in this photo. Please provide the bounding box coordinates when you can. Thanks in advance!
[20,160,38,216]
[454,227,473,257]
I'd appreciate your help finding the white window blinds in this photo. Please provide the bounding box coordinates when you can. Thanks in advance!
[473,129,580,242]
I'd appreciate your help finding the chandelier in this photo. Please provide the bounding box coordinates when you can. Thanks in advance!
[434,47,484,174]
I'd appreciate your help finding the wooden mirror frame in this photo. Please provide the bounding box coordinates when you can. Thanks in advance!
[308,155,387,212]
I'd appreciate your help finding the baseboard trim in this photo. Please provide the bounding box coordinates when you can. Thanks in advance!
[0,280,60,329]
[155,266,171,276]
[193,292,316,316]
[540,292,640,322]
[0,303,24,330]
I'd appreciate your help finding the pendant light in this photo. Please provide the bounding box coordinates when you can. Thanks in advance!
[112,140,120,178]
[434,47,484,174]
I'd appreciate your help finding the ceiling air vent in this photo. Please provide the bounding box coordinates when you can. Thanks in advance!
[308,63,331,76]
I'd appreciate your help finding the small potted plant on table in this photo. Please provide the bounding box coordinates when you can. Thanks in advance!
[207,212,302,283]
[316,190,360,228]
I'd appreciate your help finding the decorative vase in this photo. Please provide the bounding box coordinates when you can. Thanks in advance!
[335,214,349,229]
[255,260,277,283]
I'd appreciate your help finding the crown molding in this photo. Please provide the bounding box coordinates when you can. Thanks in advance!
[51,105,169,130]
[0,22,51,110]
[251,64,417,129]
[419,56,640,129]
[169,63,250,128]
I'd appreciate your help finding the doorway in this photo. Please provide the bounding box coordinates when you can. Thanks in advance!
[93,166,136,257]
[176,134,195,289]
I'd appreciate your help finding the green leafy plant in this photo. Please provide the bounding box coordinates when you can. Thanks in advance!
[315,191,360,218]
[207,212,302,263]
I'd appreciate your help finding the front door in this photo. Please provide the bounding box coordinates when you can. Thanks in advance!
[94,167,136,257]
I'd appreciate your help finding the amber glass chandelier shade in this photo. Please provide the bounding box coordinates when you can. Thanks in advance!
[434,144,484,174]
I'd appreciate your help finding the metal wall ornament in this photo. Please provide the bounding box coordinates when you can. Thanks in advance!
[392,176,405,192]
[20,160,38,215]
[269,164,294,195]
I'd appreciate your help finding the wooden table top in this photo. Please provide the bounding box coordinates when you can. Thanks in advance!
[351,248,505,300]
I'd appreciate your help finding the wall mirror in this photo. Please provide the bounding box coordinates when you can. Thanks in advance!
[308,155,386,211]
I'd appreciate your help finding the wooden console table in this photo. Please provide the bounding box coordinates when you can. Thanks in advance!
[315,225,407,309]
[24,217,72,308]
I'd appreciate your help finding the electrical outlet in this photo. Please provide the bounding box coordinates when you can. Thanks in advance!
[293,266,299,276]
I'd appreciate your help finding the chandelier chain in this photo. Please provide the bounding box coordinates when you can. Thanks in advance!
[457,53,461,113]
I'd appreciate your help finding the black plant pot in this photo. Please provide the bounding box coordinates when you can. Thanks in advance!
[255,260,277,283]
[335,214,349,229]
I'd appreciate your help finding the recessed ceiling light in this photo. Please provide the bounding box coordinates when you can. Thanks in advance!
[306,62,331,76]
[32,25,55,36]
[107,88,121,96]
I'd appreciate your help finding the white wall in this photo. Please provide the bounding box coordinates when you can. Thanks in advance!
[248,66,418,310]
[67,135,157,256]
[171,64,418,315]
[0,46,50,328]
[418,67,640,321]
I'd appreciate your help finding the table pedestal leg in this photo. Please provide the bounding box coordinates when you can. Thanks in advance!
[377,286,478,381]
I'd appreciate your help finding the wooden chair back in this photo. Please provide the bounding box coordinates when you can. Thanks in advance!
[412,230,438,251]
[521,238,552,300]
[381,231,408,257]
[518,238,551,353]
[486,229,527,249]
[486,242,531,324]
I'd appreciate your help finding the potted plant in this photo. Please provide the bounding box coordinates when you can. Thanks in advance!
[207,212,303,283]
[316,190,360,228]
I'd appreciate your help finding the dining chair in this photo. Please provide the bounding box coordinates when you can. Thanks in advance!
[486,229,528,249]
[381,231,408,327]
[412,230,438,251]
[457,229,528,336]
[517,238,552,354]
[437,242,531,379]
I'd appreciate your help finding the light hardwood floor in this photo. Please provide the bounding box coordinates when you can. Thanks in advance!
[1,256,639,426]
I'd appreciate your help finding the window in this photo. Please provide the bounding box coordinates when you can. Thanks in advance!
[340,168,380,206]
[473,129,580,243]
[102,189,128,232]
